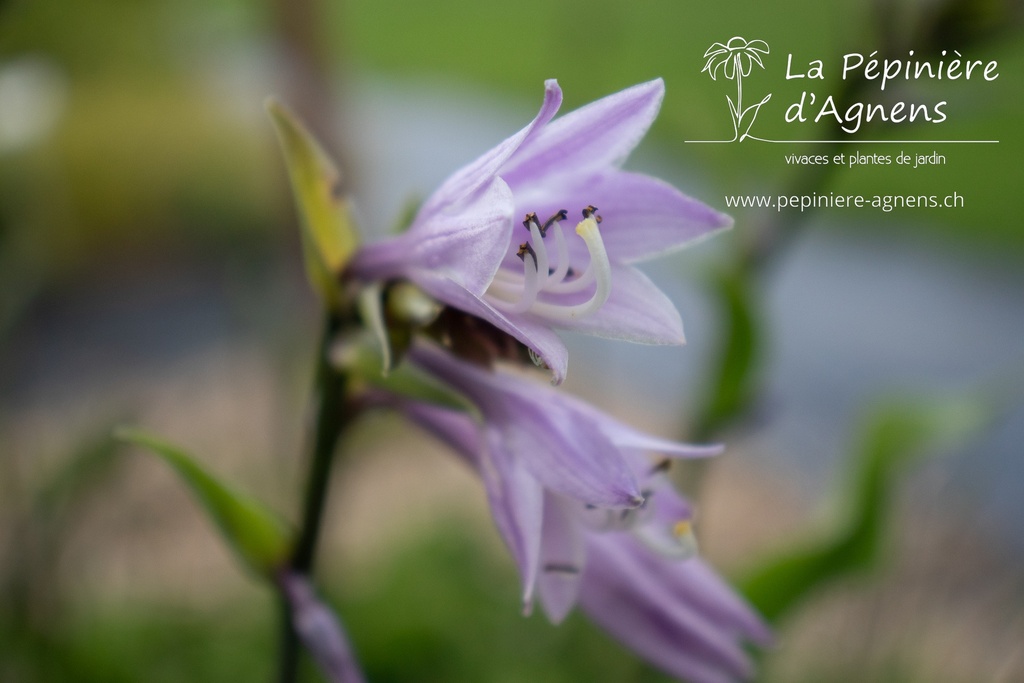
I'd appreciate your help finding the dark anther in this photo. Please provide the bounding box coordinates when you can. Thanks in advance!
[564,266,576,278]
[543,563,580,575]
[539,209,568,237]
[522,212,539,231]
[582,205,602,223]
[516,242,537,268]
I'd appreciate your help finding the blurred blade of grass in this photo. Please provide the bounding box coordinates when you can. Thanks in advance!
[2,418,127,632]
[33,420,126,515]
[738,390,996,623]
[692,266,761,441]
[115,428,293,580]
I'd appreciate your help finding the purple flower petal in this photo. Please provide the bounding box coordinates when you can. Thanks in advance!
[400,398,482,468]
[498,398,641,508]
[595,414,724,461]
[497,384,722,466]
[419,79,562,219]
[481,430,545,610]
[400,399,544,608]
[352,178,515,296]
[502,79,665,188]
[582,535,759,683]
[559,264,685,345]
[537,492,587,623]
[409,342,641,507]
[640,547,774,646]
[407,178,516,295]
[534,171,733,264]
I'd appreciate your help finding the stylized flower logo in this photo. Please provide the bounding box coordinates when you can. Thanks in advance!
[702,37,770,80]
[702,37,772,142]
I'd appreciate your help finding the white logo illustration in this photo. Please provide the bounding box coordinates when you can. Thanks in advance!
[701,37,771,142]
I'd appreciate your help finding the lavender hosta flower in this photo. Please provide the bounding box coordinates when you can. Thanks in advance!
[351,78,731,383]
[393,357,769,683]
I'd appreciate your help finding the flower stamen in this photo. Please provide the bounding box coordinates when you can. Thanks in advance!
[547,219,571,284]
[527,218,550,287]
[632,516,699,559]
[487,206,613,323]
[516,242,537,267]
[540,209,568,236]
[526,210,611,319]
[512,242,543,313]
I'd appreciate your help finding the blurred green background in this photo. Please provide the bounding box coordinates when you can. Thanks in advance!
[2,0,1023,681]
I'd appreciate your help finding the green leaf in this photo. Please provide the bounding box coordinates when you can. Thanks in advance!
[738,392,993,623]
[267,99,359,308]
[35,420,126,516]
[115,428,292,579]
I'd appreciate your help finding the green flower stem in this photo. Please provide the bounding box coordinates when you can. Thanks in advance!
[277,591,301,683]
[277,309,355,683]
[293,312,351,573]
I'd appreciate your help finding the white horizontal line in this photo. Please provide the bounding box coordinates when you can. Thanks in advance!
[685,139,999,144]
